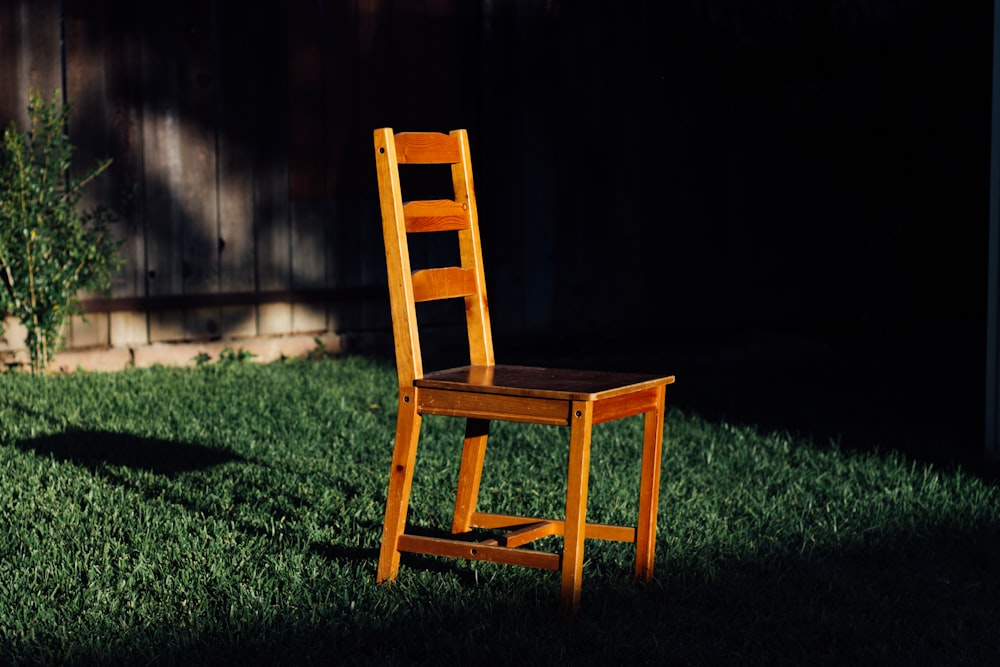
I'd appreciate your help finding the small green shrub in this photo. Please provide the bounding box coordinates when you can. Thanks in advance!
[219,346,256,364]
[0,89,123,373]
[306,336,329,360]
[192,347,257,367]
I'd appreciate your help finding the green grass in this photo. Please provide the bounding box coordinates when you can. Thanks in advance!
[0,356,998,665]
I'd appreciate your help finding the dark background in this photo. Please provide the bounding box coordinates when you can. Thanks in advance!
[460,1,993,469]
[0,0,994,466]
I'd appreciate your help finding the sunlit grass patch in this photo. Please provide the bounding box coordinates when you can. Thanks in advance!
[0,357,997,665]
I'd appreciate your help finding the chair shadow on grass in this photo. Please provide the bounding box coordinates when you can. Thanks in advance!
[14,429,244,476]
[308,521,482,588]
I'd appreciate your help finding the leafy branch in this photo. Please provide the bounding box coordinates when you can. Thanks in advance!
[0,90,123,373]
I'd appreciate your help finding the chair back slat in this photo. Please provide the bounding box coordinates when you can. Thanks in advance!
[411,267,477,302]
[394,132,462,164]
[404,200,471,233]
[374,127,495,389]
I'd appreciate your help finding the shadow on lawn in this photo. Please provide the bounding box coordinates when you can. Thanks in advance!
[14,430,243,476]
[40,520,1000,665]
[297,516,1000,663]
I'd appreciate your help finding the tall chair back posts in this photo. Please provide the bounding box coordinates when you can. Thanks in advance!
[373,128,675,612]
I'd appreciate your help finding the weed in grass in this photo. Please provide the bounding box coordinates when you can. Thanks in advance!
[218,346,256,364]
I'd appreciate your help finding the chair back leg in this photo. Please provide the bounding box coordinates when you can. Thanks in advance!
[452,418,491,533]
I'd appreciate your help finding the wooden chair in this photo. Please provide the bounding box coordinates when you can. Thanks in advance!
[373,127,675,612]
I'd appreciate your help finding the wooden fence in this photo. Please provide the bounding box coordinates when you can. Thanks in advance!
[0,0,991,368]
[1,0,615,366]
[2,0,395,363]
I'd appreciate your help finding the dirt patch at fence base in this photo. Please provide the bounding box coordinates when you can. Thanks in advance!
[34,333,345,373]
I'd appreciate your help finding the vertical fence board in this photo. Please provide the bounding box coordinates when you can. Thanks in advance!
[290,199,329,334]
[478,0,527,336]
[177,2,221,339]
[105,0,150,346]
[2,317,28,363]
[0,2,22,131]
[67,314,110,350]
[142,2,185,342]
[288,1,329,334]
[516,1,556,334]
[323,0,359,337]
[253,5,293,337]
[64,0,115,351]
[215,0,260,339]
[13,0,62,120]
[987,0,1000,460]
[353,0,391,342]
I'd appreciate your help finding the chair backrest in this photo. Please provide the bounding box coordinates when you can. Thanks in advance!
[374,128,495,390]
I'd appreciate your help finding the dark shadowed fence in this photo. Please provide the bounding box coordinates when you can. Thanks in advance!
[0,1,991,368]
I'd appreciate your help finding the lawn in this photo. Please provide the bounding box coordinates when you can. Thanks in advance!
[0,355,998,665]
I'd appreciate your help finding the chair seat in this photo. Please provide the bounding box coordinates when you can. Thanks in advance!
[417,364,674,401]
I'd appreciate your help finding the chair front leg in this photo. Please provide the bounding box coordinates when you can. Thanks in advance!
[634,384,666,582]
[561,400,593,613]
[377,387,423,583]
[452,418,490,533]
